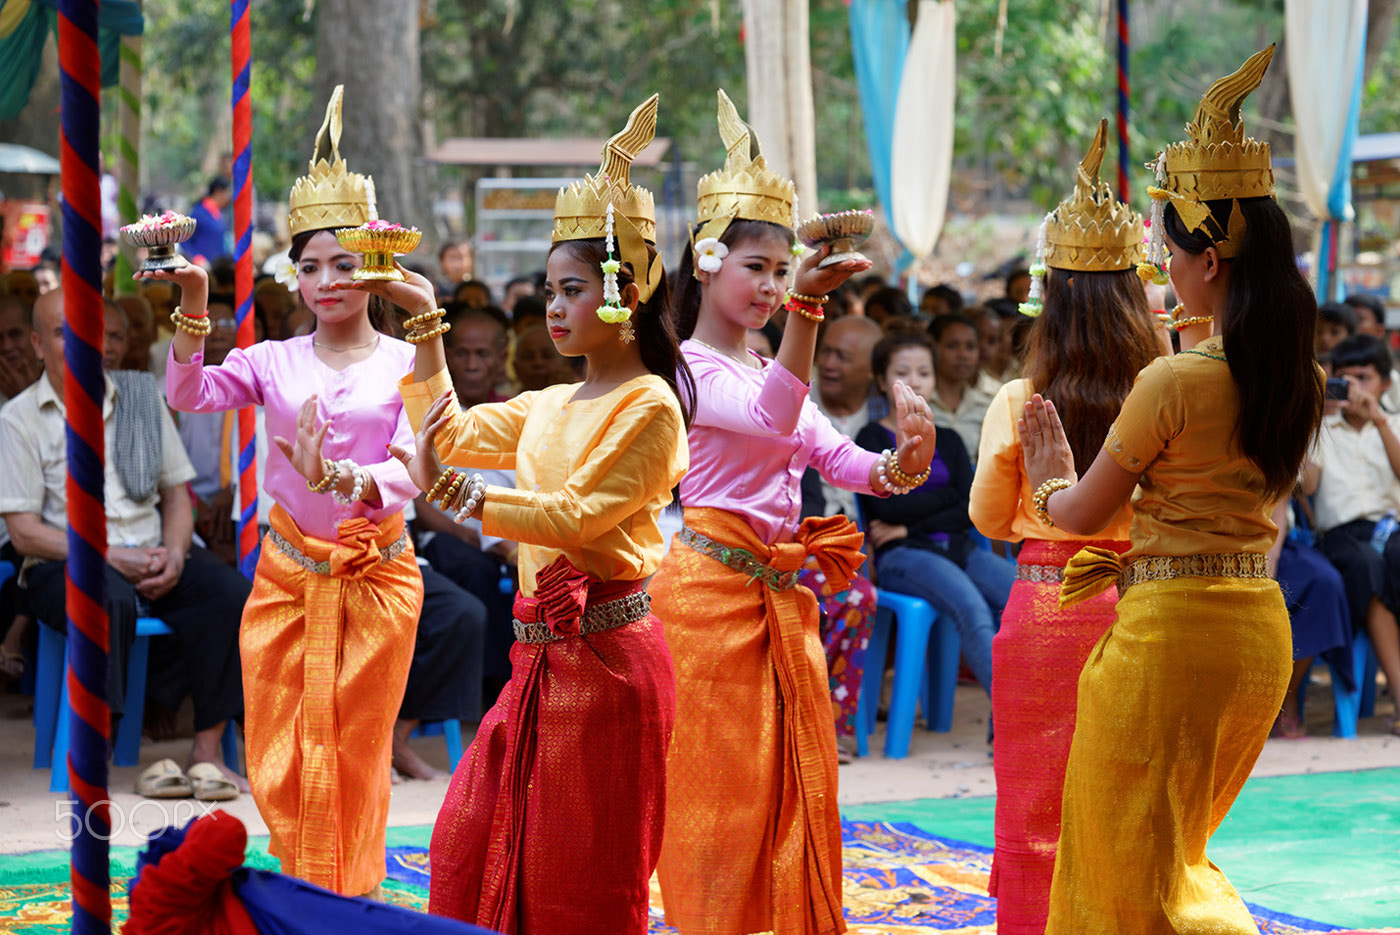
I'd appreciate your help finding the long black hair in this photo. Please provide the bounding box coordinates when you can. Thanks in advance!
[1164,197,1322,499]
[549,238,695,428]
[670,218,795,342]
[1025,267,1158,475]
[288,228,390,332]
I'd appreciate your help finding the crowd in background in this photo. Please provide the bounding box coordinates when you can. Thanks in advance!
[0,181,1395,793]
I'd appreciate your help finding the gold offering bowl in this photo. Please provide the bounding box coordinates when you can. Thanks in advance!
[120,215,197,273]
[335,226,423,281]
[796,210,875,269]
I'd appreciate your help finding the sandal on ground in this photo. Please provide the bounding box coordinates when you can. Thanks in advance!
[186,762,240,801]
[0,647,24,682]
[136,758,193,799]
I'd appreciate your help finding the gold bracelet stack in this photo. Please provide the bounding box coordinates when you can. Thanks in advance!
[438,473,465,510]
[1169,304,1213,332]
[888,457,931,490]
[788,290,829,306]
[170,306,212,337]
[427,468,457,502]
[405,307,450,344]
[307,458,341,493]
[1032,477,1075,526]
[784,291,827,323]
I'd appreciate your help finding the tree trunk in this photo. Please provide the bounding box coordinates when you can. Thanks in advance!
[1365,0,1400,81]
[740,0,818,214]
[315,0,433,245]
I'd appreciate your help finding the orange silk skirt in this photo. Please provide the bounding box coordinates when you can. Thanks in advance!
[652,507,862,935]
[240,505,423,895]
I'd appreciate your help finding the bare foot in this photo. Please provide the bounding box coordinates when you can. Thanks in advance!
[187,753,251,794]
[392,734,448,781]
[1271,711,1307,740]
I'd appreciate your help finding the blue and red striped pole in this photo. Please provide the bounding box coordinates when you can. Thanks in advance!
[58,1,111,931]
[1116,0,1130,202]
[231,0,259,577]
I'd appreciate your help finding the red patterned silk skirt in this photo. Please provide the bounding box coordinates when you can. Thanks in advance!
[427,560,676,933]
[989,538,1128,935]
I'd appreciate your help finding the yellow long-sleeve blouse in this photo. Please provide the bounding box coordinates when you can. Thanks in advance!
[970,378,1134,543]
[400,368,688,596]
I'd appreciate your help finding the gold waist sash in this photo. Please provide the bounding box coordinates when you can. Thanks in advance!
[1061,548,1271,608]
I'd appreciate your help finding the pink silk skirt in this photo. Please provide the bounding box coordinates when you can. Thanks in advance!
[989,538,1128,935]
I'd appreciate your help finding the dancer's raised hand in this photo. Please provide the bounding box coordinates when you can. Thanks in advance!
[333,261,439,317]
[1018,394,1077,489]
[274,395,332,486]
[891,380,937,477]
[388,390,454,493]
[792,243,873,300]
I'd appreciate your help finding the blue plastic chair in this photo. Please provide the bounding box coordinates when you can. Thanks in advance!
[852,503,962,760]
[35,616,240,793]
[1298,630,1379,739]
[409,719,464,771]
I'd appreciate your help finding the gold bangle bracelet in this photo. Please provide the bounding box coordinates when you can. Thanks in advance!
[888,460,931,490]
[787,290,830,306]
[426,468,457,502]
[307,458,340,494]
[1032,477,1075,526]
[407,322,451,345]
[405,307,447,330]
[170,308,212,337]
[437,477,464,510]
[786,300,825,323]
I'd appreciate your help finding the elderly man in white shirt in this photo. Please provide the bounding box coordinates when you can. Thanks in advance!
[0,291,250,788]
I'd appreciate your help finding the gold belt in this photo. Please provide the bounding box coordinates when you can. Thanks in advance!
[512,591,652,644]
[679,526,800,592]
[269,528,409,576]
[1119,552,1271,591]
[1016,563,1065,583]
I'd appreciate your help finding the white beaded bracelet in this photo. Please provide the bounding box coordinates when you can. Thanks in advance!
[875,448,915,496]
[453,473,487,524]
[331,459,367,506]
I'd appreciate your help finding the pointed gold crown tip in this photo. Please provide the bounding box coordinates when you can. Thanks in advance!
[553,95,660,244]
[1045,119,1144,272]
[288,85,377,237]
[697,87,796,229]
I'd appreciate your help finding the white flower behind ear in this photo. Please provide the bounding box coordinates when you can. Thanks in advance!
[695,237,728,273]
[274,258,299,292]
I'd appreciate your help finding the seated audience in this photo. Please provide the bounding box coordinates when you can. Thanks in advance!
[863,286,914,325]
[812,316,886,518]
[0,293,40,404]
[114,293,158,372]
[452,278,493,309]
[920,283,964,319]
[510,322,574,392]
[436,240,473,299]
[1303,334,1400,731]
[856,331,1012,695]
[962,304,1007,396]
[927,314,993,460]
[1344,293,1387,340]
[0,290,249,786]
[1316,301,1357,358]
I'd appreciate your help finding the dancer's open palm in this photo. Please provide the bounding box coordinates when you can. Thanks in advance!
[388,390,454,493]
[273,395,331,485]
[892,381,937,477]
[1018,394,1077,489]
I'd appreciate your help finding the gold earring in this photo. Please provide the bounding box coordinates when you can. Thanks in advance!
[618,317,635,344]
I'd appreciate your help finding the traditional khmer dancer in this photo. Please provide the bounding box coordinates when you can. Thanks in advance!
[652,90,935,935]
[1020,47,1324,932]
[367,96,690,933]
[159,87,424,898]
[969,119,1159,935]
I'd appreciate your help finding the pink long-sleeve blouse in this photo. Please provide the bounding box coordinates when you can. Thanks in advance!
[166,335,420,541]
[679,339,880,545]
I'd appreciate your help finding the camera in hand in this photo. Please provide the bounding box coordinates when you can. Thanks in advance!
[1325,377,1350,401]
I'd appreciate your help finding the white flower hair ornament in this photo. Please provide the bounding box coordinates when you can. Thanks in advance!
[694,237,728,273]
[274,257,299,292]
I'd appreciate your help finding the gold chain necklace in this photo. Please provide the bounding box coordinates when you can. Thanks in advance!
[314,335,380,353]
[691,338,760,370]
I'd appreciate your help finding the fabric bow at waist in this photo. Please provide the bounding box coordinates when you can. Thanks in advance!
[512,554,645,639]
[1060,546,1274,608]
[681,509,866,594]
[268,505,408,580]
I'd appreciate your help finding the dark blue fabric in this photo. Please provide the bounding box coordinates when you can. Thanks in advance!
[1278,538,1355,691]
[1,1,143,120]
[233,868,497,934]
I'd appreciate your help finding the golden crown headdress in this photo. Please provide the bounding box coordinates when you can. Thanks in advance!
[693,89,798,247]
[1141,45,1275,276]
[288,86,377,237]
[1044,119,1145,272]
[552,94,663,309]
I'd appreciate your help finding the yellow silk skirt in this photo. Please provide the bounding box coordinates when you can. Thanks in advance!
[1044,575,1290,934]
[240,505,423,895]
[652,507,863,935]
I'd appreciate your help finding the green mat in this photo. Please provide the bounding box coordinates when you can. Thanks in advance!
[843,766,1400,930]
